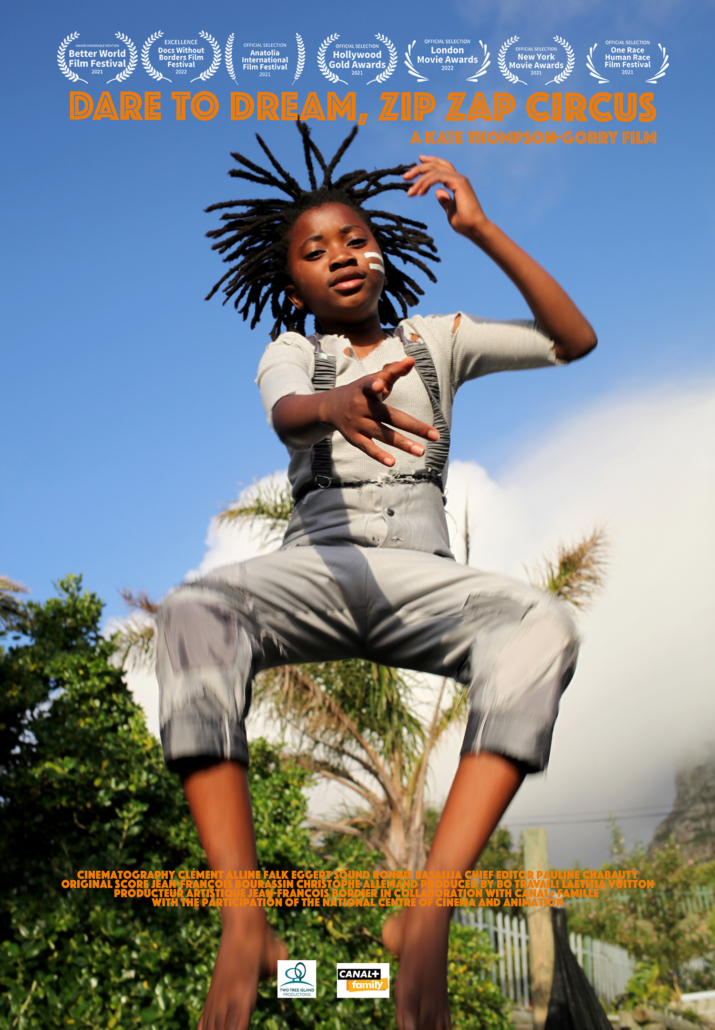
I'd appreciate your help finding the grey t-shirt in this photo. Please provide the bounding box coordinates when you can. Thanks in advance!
[256,312,562,498]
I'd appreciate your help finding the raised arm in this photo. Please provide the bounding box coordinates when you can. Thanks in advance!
[403,157,597,363]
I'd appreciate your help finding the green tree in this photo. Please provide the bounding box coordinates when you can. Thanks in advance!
[0,576,512,1029]
[0,575,207,1026]
[566,821,715,993]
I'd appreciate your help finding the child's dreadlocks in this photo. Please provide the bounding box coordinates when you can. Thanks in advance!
[205,121,440,339]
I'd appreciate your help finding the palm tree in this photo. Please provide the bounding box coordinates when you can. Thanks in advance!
[256,659,464,871]
[114,588,158,670]
[117,480,608,869]
[0,576,29,634]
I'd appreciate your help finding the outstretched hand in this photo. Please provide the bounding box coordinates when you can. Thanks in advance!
[320,356,439,467]
[403,156,487,238]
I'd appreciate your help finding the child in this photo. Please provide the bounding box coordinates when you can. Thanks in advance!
[155,123,596,1030]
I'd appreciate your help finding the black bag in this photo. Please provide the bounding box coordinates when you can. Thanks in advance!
[544,908,613,1030]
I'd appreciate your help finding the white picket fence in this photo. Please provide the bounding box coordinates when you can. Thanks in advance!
[569,932,636,1005]
[454,909,636,1007]
[455,909,531,1006]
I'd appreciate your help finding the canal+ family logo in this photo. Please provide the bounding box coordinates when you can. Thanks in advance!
[336,962,390,998]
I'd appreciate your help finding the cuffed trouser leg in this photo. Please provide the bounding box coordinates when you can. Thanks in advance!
[156,590,255,770]
[458,597,578,772]
[359,549,580,773]
[155,547,367,770]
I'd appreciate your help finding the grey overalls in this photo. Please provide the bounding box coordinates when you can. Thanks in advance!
[156,321,579,774]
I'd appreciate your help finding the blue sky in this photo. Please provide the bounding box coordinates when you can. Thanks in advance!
[3,0,715,864]
[2,0,713,619]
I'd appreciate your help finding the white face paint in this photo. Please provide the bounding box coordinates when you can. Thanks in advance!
[364,250,385,273]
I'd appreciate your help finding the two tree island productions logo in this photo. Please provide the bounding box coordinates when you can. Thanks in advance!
[336,963,390,998]
[277,960,317,999]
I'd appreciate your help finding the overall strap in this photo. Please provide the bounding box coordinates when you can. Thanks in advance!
[391,325,451,477]
[307,334,337,484]
[302,329,450,495]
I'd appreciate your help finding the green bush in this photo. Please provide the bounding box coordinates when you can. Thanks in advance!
[615,961,676,1010]
[0,577,512,1028]
[566,825,715,991]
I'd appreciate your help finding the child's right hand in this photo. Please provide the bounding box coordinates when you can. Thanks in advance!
[319,356,439,467]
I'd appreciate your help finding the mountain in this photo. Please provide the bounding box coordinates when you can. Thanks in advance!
[652,744,715,862]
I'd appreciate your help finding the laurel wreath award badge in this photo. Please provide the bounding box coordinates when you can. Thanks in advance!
[57,32,137,85]
[225,34,304,83]
[405,39,489,83]
[317,33,397,86]
[498,35,574,87]
[587,40,668,85]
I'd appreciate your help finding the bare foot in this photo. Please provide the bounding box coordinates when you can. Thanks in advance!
[381,911,405,955]
[383,908,452,1030]
[197,911,288,1030]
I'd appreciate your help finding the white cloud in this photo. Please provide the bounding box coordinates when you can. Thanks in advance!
[190,471,290,577]
[438,381,715,865]
[125,381,715,866]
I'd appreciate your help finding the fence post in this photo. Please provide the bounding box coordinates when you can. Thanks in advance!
[520,916,530,1008]
[523,827,555,1030]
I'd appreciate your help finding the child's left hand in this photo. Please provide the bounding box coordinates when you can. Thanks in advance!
[403,156,487,239]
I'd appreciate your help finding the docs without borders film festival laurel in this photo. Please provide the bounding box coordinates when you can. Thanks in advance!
[63,868,656,908]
